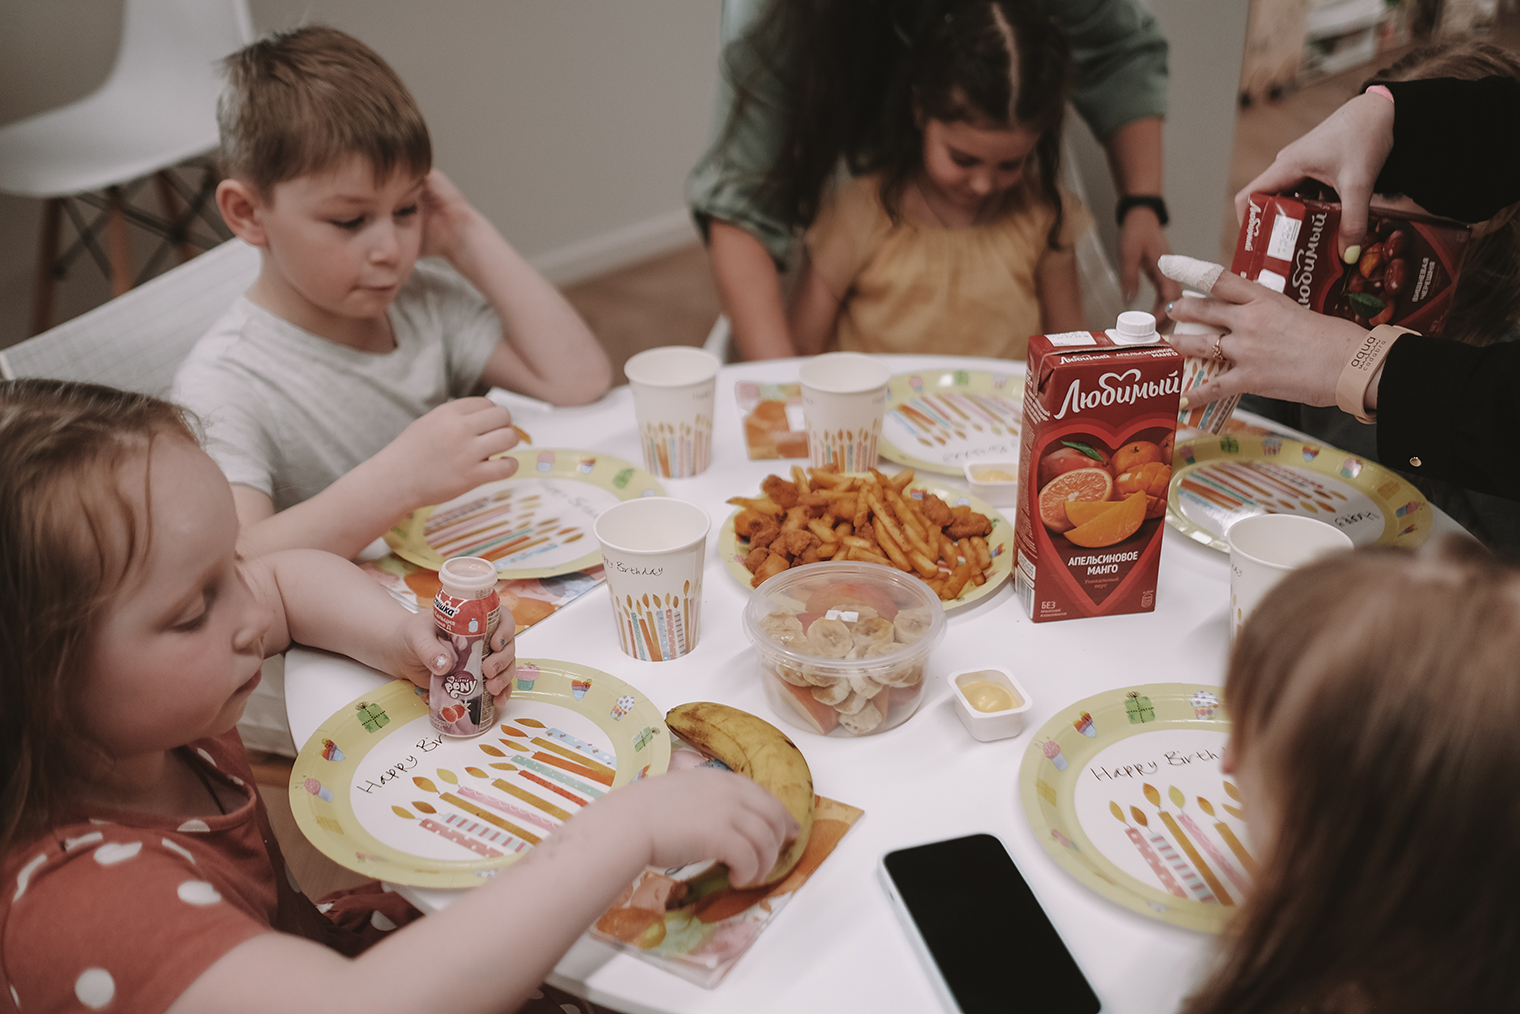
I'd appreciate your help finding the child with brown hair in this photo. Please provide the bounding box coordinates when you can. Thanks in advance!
[172,26,612,561]
[1189,540,1520,1013]
[0,379,792,1013]
[787,0,1090,360]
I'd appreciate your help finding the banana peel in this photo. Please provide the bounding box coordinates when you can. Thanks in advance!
[665,702,815,885]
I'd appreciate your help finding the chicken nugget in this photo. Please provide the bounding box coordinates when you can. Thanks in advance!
[780,529,822,557]
[918,494,953,527]
[747,520,781,550]
[761,475,800,509]
[751,552,791,586]
[743,545,770,573]
[947,511,993,539]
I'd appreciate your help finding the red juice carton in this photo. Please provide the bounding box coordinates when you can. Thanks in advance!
[1014,314,1182,622]
[1232,191,1469,334]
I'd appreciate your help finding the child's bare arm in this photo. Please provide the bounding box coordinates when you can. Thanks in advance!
[233,398,521,559]
[787,261,845,357]
[420,171,612,406]
[167,768,793,1014]
[1037,247,1086,334]
[247,547,517,700]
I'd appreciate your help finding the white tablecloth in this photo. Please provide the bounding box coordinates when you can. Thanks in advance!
[285,354,1467,1014]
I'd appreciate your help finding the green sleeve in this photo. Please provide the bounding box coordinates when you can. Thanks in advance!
[685,0,796,264]
[1042,0,1169,139]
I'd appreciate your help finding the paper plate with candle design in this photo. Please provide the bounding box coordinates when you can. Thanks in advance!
[289,660,669,889]
[384,449,664,579]
[1166,434,1430,553]
[879,369,1025,476]
[717,474,1012,610]
[1019,683,1253,933]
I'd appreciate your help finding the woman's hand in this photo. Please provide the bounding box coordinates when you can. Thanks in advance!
[1166,271,1369,408]
[1235,92,1395,262]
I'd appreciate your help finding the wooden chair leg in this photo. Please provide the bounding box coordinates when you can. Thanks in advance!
[105,186,133,297]
[154,170,196,264]
[31,198,62,336]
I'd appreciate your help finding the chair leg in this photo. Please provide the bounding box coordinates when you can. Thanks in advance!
[105,186,133,297]
[154,170,196,264]
[31,198,62,336]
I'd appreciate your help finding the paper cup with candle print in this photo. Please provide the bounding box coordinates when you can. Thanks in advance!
[1226,514,1353,641]
[624,346,721,478]
[594,497,710,661]
[798,352,891,471]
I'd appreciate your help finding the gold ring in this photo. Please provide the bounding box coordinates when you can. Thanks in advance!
[1210,333,1228,366]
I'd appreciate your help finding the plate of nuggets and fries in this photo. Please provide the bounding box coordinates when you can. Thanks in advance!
[718,464,1012,609]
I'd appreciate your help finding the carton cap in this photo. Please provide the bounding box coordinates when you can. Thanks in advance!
[1106,311,1162,346]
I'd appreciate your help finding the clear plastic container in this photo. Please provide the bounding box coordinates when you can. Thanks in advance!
[742,561,946,736]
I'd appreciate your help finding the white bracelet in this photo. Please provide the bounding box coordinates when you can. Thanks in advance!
[1335,324,1412,423]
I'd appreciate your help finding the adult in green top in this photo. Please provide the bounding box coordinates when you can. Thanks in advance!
[687,0,1176,360]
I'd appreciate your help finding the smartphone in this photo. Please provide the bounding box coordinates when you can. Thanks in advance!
[880,834,1102,1014]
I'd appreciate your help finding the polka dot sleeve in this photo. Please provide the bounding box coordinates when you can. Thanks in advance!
[2,828,272,1014]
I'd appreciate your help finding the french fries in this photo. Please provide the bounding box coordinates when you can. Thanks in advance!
[727,466,999,599]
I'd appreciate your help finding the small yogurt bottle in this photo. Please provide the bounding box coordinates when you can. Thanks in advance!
[431,557,502,737]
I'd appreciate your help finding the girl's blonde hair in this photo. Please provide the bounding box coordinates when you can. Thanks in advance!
[1369,42,1520,345]
[1186,541,1520,1013]
[0,379,198,856]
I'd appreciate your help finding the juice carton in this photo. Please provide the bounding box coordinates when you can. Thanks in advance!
[1014,314,1182,622]
[1232,191,1469,335]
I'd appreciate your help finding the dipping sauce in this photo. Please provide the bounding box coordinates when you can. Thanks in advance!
[971,466,1017,482]
[960,679,1020,713]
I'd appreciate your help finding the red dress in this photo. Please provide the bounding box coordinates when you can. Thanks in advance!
[0,729,609,1013]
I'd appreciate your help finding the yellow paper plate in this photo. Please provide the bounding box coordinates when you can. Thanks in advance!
[880,369,1024,477]
[717,476,1012,610]
[384,448,664,578]
[1166,434,1431,553]
[290,660,670,889]
[1020,684,1250,934]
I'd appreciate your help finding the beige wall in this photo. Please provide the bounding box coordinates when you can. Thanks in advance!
[0,0,721,348]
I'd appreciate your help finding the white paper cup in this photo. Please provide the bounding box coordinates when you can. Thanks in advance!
[1226,514,1353,640]
[798,352,891,470]
[624,346,720,478]
[594,497,710,661]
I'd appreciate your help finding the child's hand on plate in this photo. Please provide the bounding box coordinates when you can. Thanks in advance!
[380,397,521,510]
[579,768,799,888]
[387,608,458,691]
[484,624,517,710]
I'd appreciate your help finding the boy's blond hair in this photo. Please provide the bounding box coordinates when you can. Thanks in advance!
[217,25,432,193]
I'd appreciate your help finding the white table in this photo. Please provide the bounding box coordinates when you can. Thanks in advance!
[286,354,1467,1014]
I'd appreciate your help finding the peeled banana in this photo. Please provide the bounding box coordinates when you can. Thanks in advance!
[664,702,815,885]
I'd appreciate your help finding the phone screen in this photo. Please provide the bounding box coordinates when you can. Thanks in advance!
[882,834,1101,1014]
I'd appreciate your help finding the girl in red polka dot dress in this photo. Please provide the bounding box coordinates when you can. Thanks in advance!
[0,380,794,1014]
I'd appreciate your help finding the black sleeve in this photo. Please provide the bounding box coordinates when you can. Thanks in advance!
[1377,334,1520,500]
[1374,77,1520,223]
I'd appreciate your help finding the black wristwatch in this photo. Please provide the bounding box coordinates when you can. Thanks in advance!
[1116,195,1169,227]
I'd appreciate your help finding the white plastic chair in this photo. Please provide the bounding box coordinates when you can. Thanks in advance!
[0,0,252,334]
[0,235,291,751]
[0,237,260,395]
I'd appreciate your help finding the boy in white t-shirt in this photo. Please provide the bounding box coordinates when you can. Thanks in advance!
[172,26,612,559]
